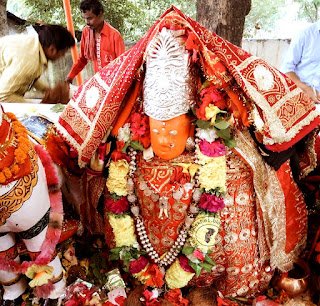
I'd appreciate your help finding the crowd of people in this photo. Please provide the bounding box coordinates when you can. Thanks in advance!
[0,1,320,306]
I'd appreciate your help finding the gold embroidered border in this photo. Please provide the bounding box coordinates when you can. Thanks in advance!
[234,130,305,271]
[299,130,318,179]
[0,148,39,226]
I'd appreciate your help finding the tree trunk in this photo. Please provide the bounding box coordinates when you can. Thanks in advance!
[0,0,8,37]
[196,0,251,47]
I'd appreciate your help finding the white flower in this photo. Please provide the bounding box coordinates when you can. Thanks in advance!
[117,123,131,143]
[196,128,218,142]
[253,65,274,91]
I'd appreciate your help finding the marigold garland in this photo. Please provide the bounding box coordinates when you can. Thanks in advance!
[0,112,32,184]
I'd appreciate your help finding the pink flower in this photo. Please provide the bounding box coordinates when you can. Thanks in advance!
[104,196,129,214]
[129,256,149,274]
[199,140,226,157]
[199,193,225,212]
[193,249,205,261]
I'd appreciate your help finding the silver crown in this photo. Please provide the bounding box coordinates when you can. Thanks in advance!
[143,28,195,121]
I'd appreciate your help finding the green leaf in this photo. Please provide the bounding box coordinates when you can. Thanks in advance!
[196,119,211,129]
[121,142,130,153]
[109,253,120,261]
[189,261,202,276]
[216,127,231,140]
[130,141,144,151]
[110,247,122,255]
[214,119,230,130]
[200,262,213,272]
[182,246,194,255]
[224,138,237,148]
[120,251,132,262]
[204,255,215,266]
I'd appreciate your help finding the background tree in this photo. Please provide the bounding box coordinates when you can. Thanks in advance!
[196,0,251,46]
[295,0,320,22]
[6,0,315,43]
[244,0,286,37]
[0,0,8,36]
[7,0,196,42]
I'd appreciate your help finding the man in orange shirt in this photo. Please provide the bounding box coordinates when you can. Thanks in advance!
[66,0,125,83]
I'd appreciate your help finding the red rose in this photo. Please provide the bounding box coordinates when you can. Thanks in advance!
[129,256,149,274]
[130,113,151,148]
[179,255,195,273]
[104,196,129,214]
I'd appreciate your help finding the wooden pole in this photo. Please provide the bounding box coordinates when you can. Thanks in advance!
[63,0,83,85]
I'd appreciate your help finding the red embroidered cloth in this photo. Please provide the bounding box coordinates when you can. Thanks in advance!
[56,7,320,167]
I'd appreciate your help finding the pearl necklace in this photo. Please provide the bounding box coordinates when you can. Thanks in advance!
[126,148,202,267]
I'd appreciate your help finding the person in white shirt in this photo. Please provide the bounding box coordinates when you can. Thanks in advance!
[281,20,320,102]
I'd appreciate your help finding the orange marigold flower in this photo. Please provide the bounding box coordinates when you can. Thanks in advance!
[0,172,6,184]
[11,164,20,175]
[15,149,28,163]
[3,167,12,179]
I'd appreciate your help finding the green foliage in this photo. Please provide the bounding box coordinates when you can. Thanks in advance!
[244,0,286,37]
[295,0,320,22]
[7,0,195,42]
[6,0,319,41]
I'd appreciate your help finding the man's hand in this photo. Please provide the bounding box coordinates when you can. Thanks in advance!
[42,82,70,104]
[300,84,320,103]
[285,72,320,103]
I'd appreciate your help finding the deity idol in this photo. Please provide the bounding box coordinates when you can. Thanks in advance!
[0,105,65,306]
[54,6,320,303]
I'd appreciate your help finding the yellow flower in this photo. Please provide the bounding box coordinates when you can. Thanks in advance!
[205,104,221,124]
[198,156,226,192]
[106,160,130,196]
[109,214,137,247]
[165,259,194,289]
[25,264,54,288]
[173,163,199,177]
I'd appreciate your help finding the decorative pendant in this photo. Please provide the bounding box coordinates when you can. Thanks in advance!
[159,196,169,219]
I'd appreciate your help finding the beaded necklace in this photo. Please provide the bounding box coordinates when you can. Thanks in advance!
[126,148,202,267]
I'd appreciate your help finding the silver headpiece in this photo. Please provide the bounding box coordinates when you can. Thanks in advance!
[143,28,195,121]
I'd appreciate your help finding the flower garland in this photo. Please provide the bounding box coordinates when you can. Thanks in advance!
[0,112,32,184]
[103,27,251,295]
[104,101,233,290]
